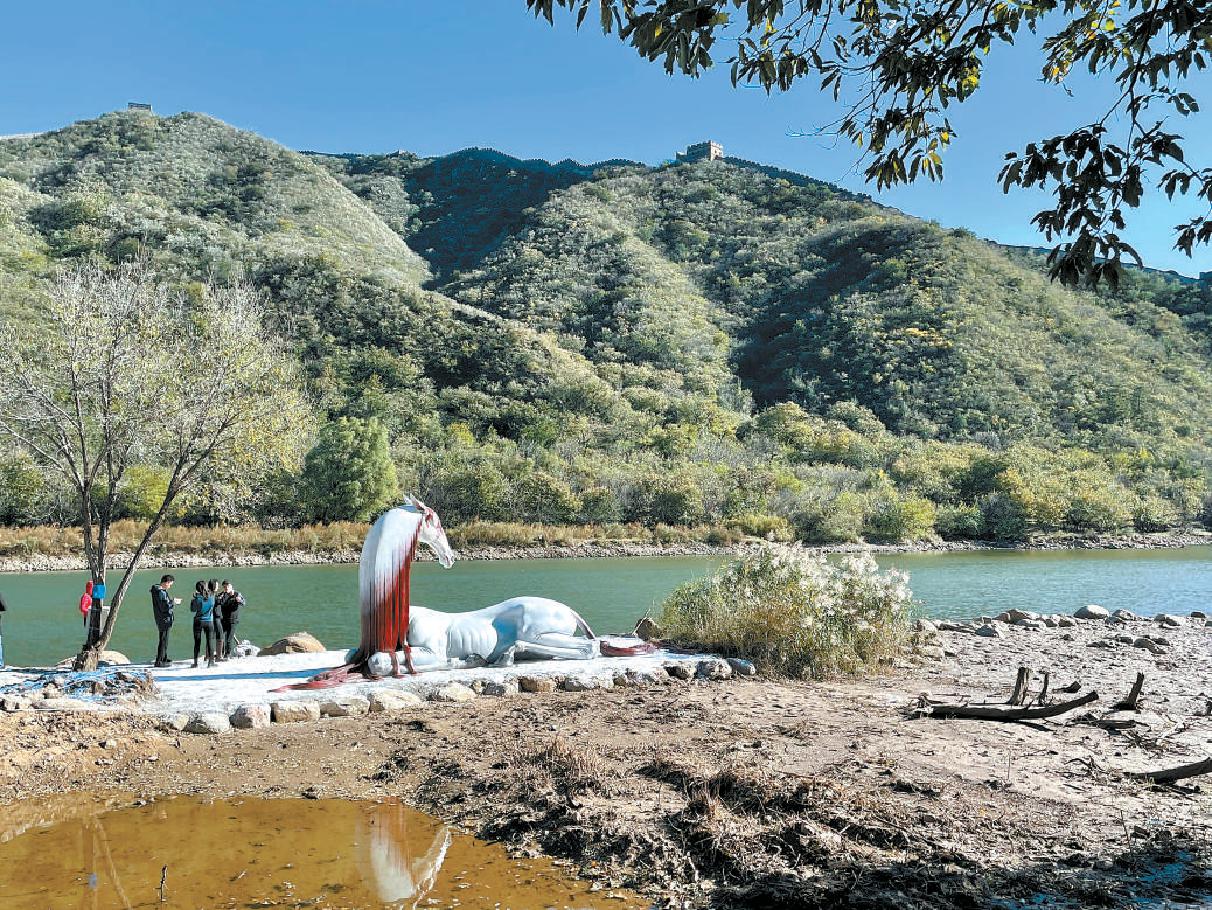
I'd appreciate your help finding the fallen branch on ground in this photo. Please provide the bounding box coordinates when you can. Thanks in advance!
[1126,756,1212,785]
[920,691,1099,722]
[1114,672,1145,711]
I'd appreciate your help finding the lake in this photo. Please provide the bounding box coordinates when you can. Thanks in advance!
[0,547,1208,667]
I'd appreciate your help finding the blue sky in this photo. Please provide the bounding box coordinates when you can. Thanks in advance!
[3,0,1208,275]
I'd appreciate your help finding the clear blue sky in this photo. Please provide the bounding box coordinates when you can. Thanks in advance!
[3,0,1208,275]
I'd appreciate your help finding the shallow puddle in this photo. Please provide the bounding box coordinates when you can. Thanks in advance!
[0,794,645,909]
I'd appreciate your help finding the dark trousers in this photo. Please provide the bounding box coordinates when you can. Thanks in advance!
[155,624,172,665]
[222,610,239,658]
[192,618,216,663]
[212,610,226,658]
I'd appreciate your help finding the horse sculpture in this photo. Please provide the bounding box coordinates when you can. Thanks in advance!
[289,496,651,689]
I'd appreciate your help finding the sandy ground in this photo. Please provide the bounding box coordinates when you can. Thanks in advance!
[1,616,1210,908]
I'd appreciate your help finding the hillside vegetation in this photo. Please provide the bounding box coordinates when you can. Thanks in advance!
[1,110,1210,545]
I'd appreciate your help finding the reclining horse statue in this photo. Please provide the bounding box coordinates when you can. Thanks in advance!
[292,497,649,689]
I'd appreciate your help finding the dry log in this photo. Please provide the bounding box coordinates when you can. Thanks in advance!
[925,690,1098,722]
[1114,672,1146,711]
[1008,667,1032,706]
[1035,671,1051,707]
[1126,756,1212,785]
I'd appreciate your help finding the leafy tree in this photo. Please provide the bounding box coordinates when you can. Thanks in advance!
[300,417,399,522]
[527,0,1211,283]
[0,262,307,668]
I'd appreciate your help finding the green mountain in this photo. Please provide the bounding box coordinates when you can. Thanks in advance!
[1,109,1210,542]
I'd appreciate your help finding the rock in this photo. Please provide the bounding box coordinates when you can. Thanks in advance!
[1114,633,1136,644]
[1155,614,1184,628]
[975,624,1003,638]
[994,611,1013,623]
[430,683,476,703]
[482,679,519,698]
[1014,618,1046,631]
[1111,609,1138,621]
[33,698,92,711]
[367,690,424,712]
[634,617,664,641]
[624,669,665,687]
[562,674,612,692]
[0,695,29,712]
[158,713,189,732]
[913,619,939,635]
[518,675,557,694]
[726,657,758,676]
[1087,639,1115,649]
[1043,616,1059,628]
[97,650,130,666]
[918,645,947,660]
[320,696,370,717]
[1056,616,1076,628]
[260,633,326,656]
[1060,632,1076,641]
[695,658,734,680]
[271,700,321,723]
[185,713,231,735]
[1133,637,1163,654]
[1151,635,1171,647]
[1074,604,1109,620]
[936,621,970,633]
[1191,610,1207,620]
[665,662,695,680]
[230,704,271,729]
[1006,609,1040,623]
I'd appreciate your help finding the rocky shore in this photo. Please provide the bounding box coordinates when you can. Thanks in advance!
[1,528,1207,574]
[1,602,1209,908]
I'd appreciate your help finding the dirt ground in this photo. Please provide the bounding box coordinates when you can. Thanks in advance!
[2,618,1210,909]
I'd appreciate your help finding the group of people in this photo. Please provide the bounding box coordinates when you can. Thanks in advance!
[149,575,245,668]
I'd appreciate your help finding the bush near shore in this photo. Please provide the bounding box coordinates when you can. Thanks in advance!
[659,545,914,678]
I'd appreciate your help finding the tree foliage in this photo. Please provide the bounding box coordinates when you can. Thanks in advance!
[526,0,1211,285]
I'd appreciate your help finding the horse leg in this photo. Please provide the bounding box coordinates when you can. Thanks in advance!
[513,632,597,661]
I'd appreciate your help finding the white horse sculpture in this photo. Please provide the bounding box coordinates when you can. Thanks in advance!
[294,497,643,689]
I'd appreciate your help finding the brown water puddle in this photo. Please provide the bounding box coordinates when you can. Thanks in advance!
[0,794,645,909]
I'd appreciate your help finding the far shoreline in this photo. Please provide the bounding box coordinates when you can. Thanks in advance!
[0,529,1208,575]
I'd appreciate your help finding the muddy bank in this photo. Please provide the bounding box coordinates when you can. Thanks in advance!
[1,528,1207,574]
[2,613,1210,908]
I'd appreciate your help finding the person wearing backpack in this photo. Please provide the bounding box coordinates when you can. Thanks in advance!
[189,580,217,669]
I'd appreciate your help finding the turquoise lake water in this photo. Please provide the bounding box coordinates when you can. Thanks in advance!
[0,547,1208,667]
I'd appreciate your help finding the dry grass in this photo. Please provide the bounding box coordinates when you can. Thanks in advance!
[0,519,760,558]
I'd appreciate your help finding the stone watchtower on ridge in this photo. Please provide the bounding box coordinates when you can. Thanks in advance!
[676,140,724,163]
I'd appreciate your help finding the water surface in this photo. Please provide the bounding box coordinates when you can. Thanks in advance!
[0,547,1207,667]
[0,795,643,909]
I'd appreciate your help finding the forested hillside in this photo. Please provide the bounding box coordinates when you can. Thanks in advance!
[1,109,1210,544]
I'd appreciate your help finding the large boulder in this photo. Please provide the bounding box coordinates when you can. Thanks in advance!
[320,696,370,717]
[1074,604,1109,620]
[696,658,734,680]
[260,633,326,656]
[518,675,558,694]
[98,651,130,666]
[430,683,476,703]
[185,713,231,735]
[368,690,424,713]
[230,704,271,730]
[271,700,321,723]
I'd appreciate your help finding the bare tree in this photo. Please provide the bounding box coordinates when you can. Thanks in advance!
[0,262,308,669]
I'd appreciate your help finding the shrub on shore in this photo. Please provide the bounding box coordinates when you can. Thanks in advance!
[659,544,914,678]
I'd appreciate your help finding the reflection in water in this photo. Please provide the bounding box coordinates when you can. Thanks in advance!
[358,800,451,904]
[0,795,643,910]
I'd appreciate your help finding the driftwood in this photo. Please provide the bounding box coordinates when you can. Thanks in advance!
[1126,756,1212,785]
[1114,672,1146,711]
[1074,713,1136,731]
[1008,667,1032,706]
[1035,671,1051,707]
[924,690,1099,722]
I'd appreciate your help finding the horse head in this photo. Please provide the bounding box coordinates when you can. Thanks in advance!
[402,495,455,569]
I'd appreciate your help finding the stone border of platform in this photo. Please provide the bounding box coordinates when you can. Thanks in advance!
[160,657,757,735]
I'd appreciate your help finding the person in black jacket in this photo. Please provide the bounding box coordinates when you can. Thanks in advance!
[0,588,8,669]
[150,574,177,667]
[216,579,245,660]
